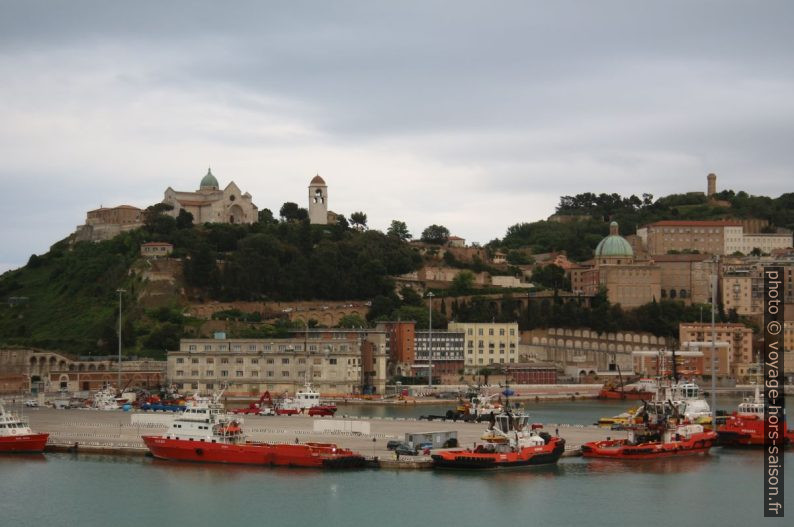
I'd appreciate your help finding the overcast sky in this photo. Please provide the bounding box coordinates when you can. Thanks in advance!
[1,1,792,273]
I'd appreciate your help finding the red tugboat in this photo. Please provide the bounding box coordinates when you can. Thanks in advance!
[432,385,565,469]
[142,390,364,469]
[583,349,717,460]
[598,379,657,400]
[582,415,717,460]
[0,402,49,453]
[717,385,794,447]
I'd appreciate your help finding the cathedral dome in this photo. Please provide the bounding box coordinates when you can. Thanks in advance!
[200,168,219,189]
[594,221,634,258]
[310,174,326,185]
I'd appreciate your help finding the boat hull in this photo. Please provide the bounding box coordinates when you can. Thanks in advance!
[0,433,49,453]
[581,432,717,460]
[141,436,365,469]
[717,416,793,447]
[431,438,565,469]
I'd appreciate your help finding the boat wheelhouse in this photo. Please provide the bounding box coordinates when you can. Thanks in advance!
[0,403,49,453]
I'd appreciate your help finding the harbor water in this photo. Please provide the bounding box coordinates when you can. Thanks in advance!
[2,448,792,527]
[335,395,779,424]
[3,397,792,526]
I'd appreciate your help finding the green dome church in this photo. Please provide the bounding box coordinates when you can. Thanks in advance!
[595,221,634,265]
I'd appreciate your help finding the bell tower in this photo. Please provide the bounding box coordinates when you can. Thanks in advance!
[308,174,328,225]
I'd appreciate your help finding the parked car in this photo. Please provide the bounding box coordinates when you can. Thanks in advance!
[417,442,433,451]
[394,443,418,457]
[24,400,39,407]
[386,440,404,451]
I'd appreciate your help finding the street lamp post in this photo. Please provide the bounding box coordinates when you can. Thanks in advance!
[427,291,434,387]
[710,256,719,426]
[116,288,126,391]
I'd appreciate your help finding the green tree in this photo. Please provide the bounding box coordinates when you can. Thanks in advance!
[531,264,570,291]
[335,214,350,230]
[421,224,450,244]
[399,286,423,306]
[279,202,308,222]
[258,208,277,224]
[367,294,399,321]
[387,220,412,241]
[350,211,368,230]
[143,202,174,226]
[176,209,194,229]
[451,270,476,294]
[143,322,182,352]
[506,250,533,265]
[184,244,219,289]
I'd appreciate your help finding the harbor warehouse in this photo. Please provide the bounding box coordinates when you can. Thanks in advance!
[168,331,388,395]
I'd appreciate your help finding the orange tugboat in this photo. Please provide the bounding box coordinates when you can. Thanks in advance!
[142,390,364,469]
[0,402,49,453]
[582,418,717,460]
[717,385,794,447]
[432,412,565,469]
[432,386,565,469]
[584,349,717,460]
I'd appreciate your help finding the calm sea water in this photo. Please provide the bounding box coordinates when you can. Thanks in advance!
[1,449,791,527]
[4,397,792,527]
[335,395,791,424]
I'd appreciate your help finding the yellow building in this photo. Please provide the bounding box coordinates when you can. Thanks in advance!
[721,272,759,316]
[448,322,519,369]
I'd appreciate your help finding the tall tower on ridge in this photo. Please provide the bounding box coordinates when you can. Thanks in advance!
[308,174,328,225]
[707,173,717,197]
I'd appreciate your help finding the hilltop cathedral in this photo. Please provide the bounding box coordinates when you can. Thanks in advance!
[74,170,337,242]
[162,168,258,224]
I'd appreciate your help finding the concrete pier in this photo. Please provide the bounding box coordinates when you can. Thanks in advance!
[24,407,624,468]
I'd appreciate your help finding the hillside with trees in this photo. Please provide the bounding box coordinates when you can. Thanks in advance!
[1,186,782,357]
[0,205,421,357]
[490,190,794,261]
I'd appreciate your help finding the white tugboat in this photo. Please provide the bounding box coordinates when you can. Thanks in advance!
[274,383,337,416]
[89,386,120,410]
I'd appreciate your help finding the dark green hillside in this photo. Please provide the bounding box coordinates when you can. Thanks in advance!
[0,236,142,355]
[0,211,422,357]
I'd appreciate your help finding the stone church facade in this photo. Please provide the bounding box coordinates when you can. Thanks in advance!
[163,168,258,224]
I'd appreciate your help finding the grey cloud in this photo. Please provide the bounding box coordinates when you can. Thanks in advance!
[1,0,792,271]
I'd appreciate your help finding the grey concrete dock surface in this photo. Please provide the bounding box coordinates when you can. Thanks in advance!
[23,407,624,467]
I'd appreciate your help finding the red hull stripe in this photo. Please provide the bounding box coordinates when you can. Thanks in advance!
[0,433,49,453]
[582,432,717,459]
[141,436,360,468]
